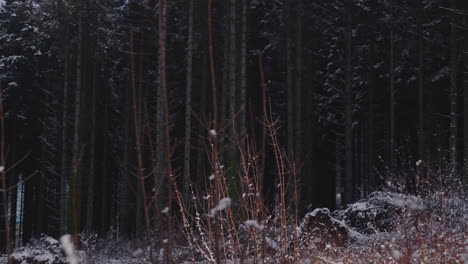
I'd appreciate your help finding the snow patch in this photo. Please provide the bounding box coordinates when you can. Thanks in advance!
[60,235,79,264]
[209,197,232,218]
[244,220,264,230]
[209,129,217,137]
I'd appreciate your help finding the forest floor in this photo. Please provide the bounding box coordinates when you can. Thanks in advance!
[2,190,468,264]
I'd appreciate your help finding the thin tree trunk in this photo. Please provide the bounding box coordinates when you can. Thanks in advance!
[229,0,237,136]
[464,9,468,184]
[220,6,230,164]
[60,28,70,235]
[344,0,353,204]
[130,28,153,262]
[120,31,132,235]
[0,83,12,262]
[368,59,375,189]
[155,0,167,213]
[196,53,208,186]
[449,0,458,173]
[294,0,303,162]
[183,0,194,199]
[208,0,218,130]
[258,53,267,197]
[135,31,146,237]
[220,7,230,164]
[286,0,294,156]
[227,0,238,197]
[71,0,83,236]
[86,62,97,231]
[389,0,396,186]
[417,14,425,161]
[240,0,247,147]
[158,0,174,262]
[100,83,110,235]
[362,126,366,196]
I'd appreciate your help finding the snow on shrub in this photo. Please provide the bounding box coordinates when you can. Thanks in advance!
[11,235,65,264]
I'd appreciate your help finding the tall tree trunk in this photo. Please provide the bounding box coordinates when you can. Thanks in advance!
[463,6,468,184]
[286,0,294,156]
[100,82,110,235]
[208,0,218,130]
[71,0,83,236]
[240,0,247,147]
[344,0,353,204]
[120,31,133,235]
[389,0,396,186]
[135,31,145,237]
[86,62,97,231]
[294,0,303,162]
[367,59,375,189]
[0,83,11,261]
[227,0,237,197]
[130,28,153,261]
[196,53,208,186]
[158,0,174,261]
[155,0,167,213]
[229,0,237,136]
[220,5,230,164]
[183,0,194,199]
[60,28,70,235]
[417,13,425,161]
[449,0,458,173]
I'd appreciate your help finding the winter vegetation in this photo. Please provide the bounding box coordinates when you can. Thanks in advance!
[0,0,468,263]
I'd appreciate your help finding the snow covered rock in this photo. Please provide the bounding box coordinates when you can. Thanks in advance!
[336,192,424,234]
[299,208,348,250]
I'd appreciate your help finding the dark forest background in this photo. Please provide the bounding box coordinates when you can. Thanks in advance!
[0,0,467,252]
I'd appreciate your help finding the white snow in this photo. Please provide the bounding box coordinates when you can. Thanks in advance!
[60,235,79,264]
[132,249,143,257]
[209,197,232,218]
[391,249,402,260]
[392,195,425,211]
[161,207,169,214]
[209,129,217,137]
[244,220,264,230]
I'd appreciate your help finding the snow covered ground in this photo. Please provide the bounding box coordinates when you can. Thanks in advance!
[2,191,467,263]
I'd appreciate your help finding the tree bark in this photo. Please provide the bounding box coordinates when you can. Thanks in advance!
[71,0,83,236]
[183,0,194,199]
[155,0,167,213]
[417,12,425,161]
[344,0,353,204]
[367,55,375,189]
[220,5,230,164]
[294,0,303,162]
[449,0,458,173]
[86,61,97,231]
[389,0,396,186]
[60,27,70,235]
[463,4,468,184]
[286,0,294,156]
[240,0,247,147]
[229,0,237,136]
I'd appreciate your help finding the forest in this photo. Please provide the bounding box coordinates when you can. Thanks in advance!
[0,0,468,263]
